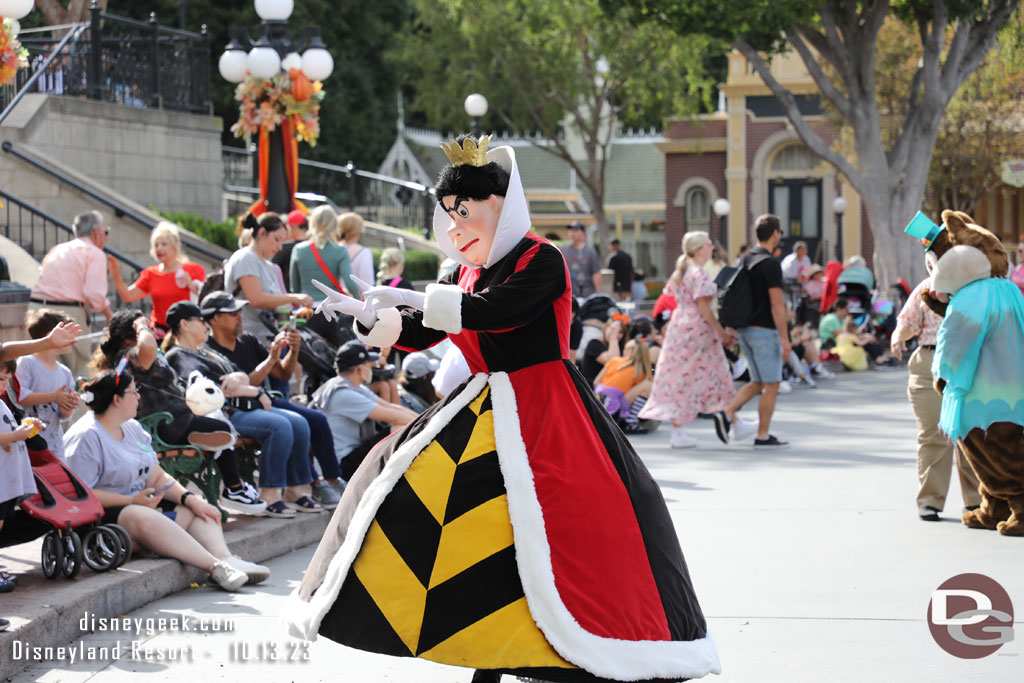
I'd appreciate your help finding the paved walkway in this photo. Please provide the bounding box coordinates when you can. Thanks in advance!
[4,370,1023,681]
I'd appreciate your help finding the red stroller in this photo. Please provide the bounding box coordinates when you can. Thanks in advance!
[17,448,132,578]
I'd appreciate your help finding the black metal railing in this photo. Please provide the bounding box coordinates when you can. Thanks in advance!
[221,146,436,236]
[0,8,211,116]
[0,23,88,126]
[2,141,225,264]
[0,188,145,312]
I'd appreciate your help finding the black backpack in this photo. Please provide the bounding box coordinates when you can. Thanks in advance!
[717,252,769,328]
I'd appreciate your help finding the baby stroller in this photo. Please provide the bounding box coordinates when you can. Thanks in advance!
[16,448,132,578]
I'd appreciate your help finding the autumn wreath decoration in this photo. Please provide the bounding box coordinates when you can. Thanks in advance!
[0,18,29,89]
[230,68,324,147]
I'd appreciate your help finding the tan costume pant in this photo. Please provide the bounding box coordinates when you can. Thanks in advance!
[907,346,981,510]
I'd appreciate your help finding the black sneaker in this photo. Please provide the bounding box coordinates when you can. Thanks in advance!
[712,411,731,444]
[962,505,980,514]
[0,617,9,631]
[919,506,941,521]
[753,435,788,448]
[620,421,647,435]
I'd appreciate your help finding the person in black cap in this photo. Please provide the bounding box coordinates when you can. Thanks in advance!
[202,291,345,510]
[308,340,417,481]
[560,219,602,297]
[162,300,321,518]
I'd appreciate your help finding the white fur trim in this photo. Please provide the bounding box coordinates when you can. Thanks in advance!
[283,374,490,642]
[931,244,992,295]
[487,373,721,680]
[354,306,402,348]
[422,283,463,334]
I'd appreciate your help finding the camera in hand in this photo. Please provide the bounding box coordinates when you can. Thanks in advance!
[371,364,396,383]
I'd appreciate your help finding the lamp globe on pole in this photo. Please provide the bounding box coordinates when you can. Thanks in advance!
[464,93,488,138]
[713,197,730,250]
[832,196,848,261]
[0,0,34,19]
[254,0,294,21]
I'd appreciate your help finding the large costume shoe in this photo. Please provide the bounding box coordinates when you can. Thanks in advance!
[996,500,1024,536]
[961,495,1011,529]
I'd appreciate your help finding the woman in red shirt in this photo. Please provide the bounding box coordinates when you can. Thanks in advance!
[108,222,205,339]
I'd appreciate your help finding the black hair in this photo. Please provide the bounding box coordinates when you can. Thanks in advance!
[399,374,438,408]
[754,214,782,242]
[833,296,850,312]
[435,136,510,201]
[83,368,133,415]
[26,308,73,340]
[92,309,144,374]
[0,359,16,374]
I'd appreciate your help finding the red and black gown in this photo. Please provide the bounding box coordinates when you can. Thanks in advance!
[287,232,720,682]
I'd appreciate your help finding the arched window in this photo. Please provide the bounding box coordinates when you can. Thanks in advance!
[686,187,710,231]
[770,144,815,173]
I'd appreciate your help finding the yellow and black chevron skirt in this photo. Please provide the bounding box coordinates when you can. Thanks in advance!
[318,385,576,672]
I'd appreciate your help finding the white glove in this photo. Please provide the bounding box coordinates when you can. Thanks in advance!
[353,276,426,311]
[312,279,377,328]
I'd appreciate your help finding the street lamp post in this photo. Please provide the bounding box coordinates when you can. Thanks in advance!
[713,197,730,252]
[832,195,848,262]
[0,0,34,20]
[218,0,333,214]
[464,93,488,138]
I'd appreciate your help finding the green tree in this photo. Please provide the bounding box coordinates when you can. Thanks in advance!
[396,0,720,249]
[611,0,1021,287]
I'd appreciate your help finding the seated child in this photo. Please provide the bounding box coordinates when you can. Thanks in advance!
[593,339,653,434]
[16,310,78,462]
[835,318,870,371]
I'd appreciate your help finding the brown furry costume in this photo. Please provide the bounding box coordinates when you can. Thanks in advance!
[921,210,1024,536]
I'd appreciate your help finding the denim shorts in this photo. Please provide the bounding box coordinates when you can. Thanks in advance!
[737,326,783,384]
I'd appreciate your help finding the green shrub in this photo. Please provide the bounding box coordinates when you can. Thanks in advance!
[155,210,238,251]
[369,248,440,282]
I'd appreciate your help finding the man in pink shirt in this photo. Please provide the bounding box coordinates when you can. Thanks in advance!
[30,210,113,380]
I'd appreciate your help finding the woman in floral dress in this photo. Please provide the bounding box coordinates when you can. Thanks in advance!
[640,231,735,448]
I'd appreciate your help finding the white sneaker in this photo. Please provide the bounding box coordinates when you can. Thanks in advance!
[731,357,748,380]
[731,417,759,441]
[209,560,247,592]
[670,428,698,449]
[223,556,271,585]
[778,380,792,393]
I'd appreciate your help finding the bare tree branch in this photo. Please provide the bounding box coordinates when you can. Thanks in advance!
[733,38,864,188]
[789,25,853,119]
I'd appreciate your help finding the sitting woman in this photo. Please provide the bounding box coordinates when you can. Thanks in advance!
[578,316,625,387]
[162,301,321,517]
[108,222,204,340]
[396,352,440,414]
[90,310,265,515]
[64,370,269,590]
[593,338,653,434]
[834,318,870,371]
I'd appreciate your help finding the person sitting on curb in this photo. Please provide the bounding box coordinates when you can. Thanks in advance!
[90,310,265,516]
[201,291,345,510]
[162,301,321,518]
[309,341,419,481]
[64,369,269,590]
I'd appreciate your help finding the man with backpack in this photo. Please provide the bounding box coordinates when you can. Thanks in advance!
[716,214,791,448]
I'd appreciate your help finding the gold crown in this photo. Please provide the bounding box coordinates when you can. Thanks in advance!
[441,135,491,167]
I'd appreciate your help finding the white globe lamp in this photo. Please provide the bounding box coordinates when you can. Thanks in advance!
[0,0,34,20]
[301,47,333,82]
[218,49,249,83]
[247,39,282,80]
[464,93,488,118]
[254,0,293,21]
[281,52,303,73]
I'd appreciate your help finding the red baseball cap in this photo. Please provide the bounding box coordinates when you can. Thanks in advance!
[287,209,308,227]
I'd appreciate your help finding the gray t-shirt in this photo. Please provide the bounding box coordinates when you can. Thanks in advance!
[16,355,75,462]
[560,243,601,297]
[64,413,158,497]
[311,376,380,459]
[225,246,284,335]
[0,400,36,504]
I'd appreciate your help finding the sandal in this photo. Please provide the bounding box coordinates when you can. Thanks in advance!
[287,495,324,513]
[261,501,297,518]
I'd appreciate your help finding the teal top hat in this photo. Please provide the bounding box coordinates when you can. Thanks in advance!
[904,211,945,251]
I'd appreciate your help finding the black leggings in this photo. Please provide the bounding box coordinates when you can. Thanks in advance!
[155,413,243,488]
[339,427,392,481]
